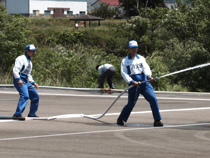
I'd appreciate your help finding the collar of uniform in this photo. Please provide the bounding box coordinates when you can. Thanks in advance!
[24,53,31,60]
[128,53,140,59]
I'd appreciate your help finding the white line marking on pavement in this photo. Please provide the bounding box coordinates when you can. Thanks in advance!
[0,120,19,122]
[103,107,210,116]
[1,91,210,101]
[26,107,210,120]
[1,107,210,123]
[0,122,210,141]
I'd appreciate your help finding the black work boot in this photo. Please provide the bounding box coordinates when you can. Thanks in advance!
[12,115,25,121]
[117,118,124,126]
[154,120,163,127]
[28,114,38,117]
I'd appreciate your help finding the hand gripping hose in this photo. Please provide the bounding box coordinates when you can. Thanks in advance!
[83,62,210,120]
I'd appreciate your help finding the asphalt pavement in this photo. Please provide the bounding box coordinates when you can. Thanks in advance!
[0,87,210,158]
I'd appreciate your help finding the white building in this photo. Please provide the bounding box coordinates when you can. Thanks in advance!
[0,0,87,17]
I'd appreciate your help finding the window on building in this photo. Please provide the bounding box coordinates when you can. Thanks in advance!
[80,11,85,16]
[33,10,39,16]
[67,11,73,16]
[44,10,51,16]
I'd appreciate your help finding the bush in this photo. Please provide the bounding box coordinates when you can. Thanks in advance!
[146,52,170,91]
[0,5,31,72]
[32,44,126,88]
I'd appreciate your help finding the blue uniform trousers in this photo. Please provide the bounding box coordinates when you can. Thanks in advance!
[119,82,161,122]
[13,77,39,117]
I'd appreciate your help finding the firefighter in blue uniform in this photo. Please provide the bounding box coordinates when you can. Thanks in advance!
[117,40,163,127]
[12,44,39,120]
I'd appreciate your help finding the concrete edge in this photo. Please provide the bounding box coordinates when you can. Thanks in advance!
[1,84,210,96]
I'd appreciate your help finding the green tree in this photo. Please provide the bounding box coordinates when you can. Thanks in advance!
[123,7,169,56]
[162,0,210,91]
[119,0,166,17]
[0,5,31,72]
[163,0,210,50]
[90,3,121,19]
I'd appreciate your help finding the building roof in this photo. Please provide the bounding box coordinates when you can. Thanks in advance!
[164,0,190,3]
[100,0,119,5]
[69,15,105,21]
[91,0,120,6]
